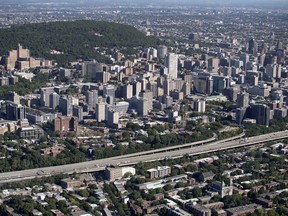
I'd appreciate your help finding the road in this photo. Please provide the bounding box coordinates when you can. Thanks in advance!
[0,130,287,183]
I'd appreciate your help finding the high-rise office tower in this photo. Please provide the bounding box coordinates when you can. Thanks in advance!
[250,104,270,126]
[138,98,149,116]
[73,105,83,122]
[139,91,153,112]
[236,108,247,125]
[208,58,220,72]
[240,53,249,71]
[164,53,178,79]
[248,38,258,56]
[212,75,229,93]
[123,83,133,99]
[85,90,98,110]
[6,101,26,121]
[194,99,206,113]
[49,92,60,109]
[59,95,73,116]
[40,87,54,107]
[107,109,119,127]
[5,91,20,104]
[237,92,250,108]
[103,85,115,104]
[133,81,142,97]
[157,45,168,59]
[95,102,106,122]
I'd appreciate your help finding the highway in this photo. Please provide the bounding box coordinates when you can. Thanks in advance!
[114,132,245,159]
[0,130,287,183]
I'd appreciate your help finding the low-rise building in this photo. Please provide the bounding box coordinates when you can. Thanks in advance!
[105,167,136,181]
[41,145,65,157]
[199,171,215,182]
[225,204,262,216]
[60,178,82,189]
[17,125,44,139]
[255,197,273,208]
[211,181,233,198]
[167,207,191,216]
[147,166,171,179]
[185,203,211,216]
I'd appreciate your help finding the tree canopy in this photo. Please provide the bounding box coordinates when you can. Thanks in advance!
[0,20,157,65]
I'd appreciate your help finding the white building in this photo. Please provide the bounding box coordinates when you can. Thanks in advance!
[95,102,106,122]
[165,53,178,79]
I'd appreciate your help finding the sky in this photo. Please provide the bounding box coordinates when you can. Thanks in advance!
[2,0,288,8]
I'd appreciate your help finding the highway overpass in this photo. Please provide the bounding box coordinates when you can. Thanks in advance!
[0,130,287,184]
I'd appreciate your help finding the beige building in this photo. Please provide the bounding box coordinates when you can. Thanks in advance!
[17,44,30,59]
[5,50,17,70]
[147,166,171,179]
[29,57,41,68]
[105,167,136,181]
[18,60,30,71]
[4,44,42,70]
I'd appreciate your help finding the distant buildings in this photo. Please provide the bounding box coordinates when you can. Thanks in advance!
[189,33,199,41]
[82,61,110,83]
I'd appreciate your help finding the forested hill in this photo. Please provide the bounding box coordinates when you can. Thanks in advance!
[0,20,156,65]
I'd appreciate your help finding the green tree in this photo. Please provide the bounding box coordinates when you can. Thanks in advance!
[192,187,202,197]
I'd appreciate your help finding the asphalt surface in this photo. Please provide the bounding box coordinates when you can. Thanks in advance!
[0,130,286,183]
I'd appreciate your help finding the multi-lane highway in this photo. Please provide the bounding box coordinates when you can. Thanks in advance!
[0,130,287,184]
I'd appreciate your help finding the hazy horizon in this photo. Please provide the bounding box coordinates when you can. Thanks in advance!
[2,0,288,9]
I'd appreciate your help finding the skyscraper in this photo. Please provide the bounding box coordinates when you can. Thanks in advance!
[248,38,258,56]
[85,90,98,111]
[250,104,270,126]
[237,92,250,108]
[6,101,26,121]
[73,105,83,122]
[40,87,54,107]
[240,53,249,71]
[123,83,133,99]
[107,109,119,128]
[103,85,116,104]
[164,53,178,79]
[208,58,220,72]
[236,108,247,125]
[49,92,60,110]
[194,99,206,113]
[157,45,168,59]
[95,102,106,122]
[59,95,73,116]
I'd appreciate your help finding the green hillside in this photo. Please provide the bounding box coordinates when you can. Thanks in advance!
[0,20,156,65]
